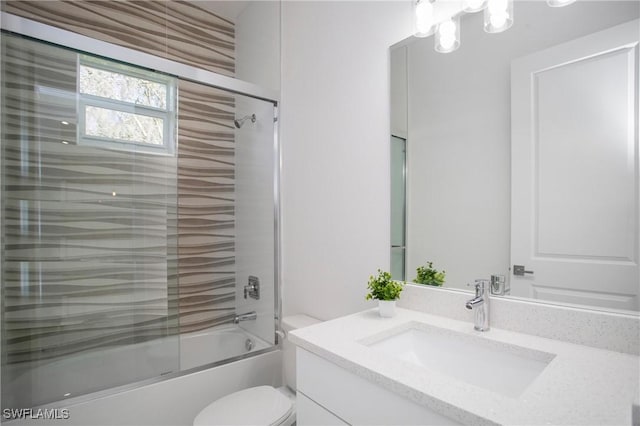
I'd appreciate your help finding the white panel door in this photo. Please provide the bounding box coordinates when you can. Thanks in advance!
[511,19,639,311]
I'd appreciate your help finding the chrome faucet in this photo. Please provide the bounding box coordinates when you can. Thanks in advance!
[234,311,257,324]
[466,279,490,331]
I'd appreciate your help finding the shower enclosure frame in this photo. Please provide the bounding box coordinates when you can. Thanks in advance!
[0,11,283,409]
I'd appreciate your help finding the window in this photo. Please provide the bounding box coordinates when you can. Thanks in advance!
[78,56,176,154]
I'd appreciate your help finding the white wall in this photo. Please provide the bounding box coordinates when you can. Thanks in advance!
[280,1,412,320]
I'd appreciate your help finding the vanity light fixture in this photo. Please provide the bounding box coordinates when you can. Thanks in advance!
[414,0,435,37]
[484,0,514,33]
[435,17,460,53]
[546,0,576,6]
[419,0,575,53]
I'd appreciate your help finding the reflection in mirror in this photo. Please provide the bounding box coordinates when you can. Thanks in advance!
[390,1,639,313]
[391,135,407,281]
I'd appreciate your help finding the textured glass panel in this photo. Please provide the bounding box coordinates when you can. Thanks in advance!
[80,65,167,109]
[84,106,164,145]
[1,30,279,411]
[1,34,179,409]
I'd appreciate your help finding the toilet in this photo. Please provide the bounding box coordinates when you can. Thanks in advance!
[193,314,320,426]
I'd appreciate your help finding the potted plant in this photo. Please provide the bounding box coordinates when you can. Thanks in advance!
[365,269,404,317]
[414,261,446,287]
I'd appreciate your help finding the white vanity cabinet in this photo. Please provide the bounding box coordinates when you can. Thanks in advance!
[296,348,461,426]
[296,392,348,425]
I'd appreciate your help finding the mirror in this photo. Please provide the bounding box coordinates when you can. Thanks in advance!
[390,0,639,313]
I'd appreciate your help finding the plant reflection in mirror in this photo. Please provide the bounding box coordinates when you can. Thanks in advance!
[414,261,446,286]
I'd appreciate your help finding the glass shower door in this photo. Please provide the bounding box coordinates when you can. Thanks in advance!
[234,93,278,348]
[1,33,181,408]
[1,31,279,411]
[175,81,278,364]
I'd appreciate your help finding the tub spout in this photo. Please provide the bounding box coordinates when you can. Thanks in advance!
[234,311,257,324]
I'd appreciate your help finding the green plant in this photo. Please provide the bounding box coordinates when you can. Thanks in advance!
[414,261,446,287]
[365,269,404,301]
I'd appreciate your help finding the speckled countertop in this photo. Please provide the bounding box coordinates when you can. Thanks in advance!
[289,307,640,426]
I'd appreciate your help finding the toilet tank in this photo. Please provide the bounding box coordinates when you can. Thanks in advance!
[281,315,320,391]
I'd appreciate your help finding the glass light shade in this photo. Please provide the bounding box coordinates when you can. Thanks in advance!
[484,0,514,33]
[435,17,460,53]
[414,0,435,38]
[463,0,487,13]
[547,0,576,6]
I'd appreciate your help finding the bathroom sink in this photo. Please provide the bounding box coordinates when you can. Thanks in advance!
[366,324,555,398]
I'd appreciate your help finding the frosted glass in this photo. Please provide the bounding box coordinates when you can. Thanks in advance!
[1,34,180,409]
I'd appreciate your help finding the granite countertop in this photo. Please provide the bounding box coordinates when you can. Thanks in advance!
[289,307,640,425]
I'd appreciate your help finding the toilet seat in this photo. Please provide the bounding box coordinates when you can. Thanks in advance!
[193,386,294,426]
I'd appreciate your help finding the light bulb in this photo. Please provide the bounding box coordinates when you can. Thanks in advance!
[484,0,513,33]
[439,35,456,50]
[435,18,460,53]
[547,0,576,6]
[439,20,456,35]
[414,0,434,37]
[488,0,508,13]
[464,0,486,12]
[490,12,508,29]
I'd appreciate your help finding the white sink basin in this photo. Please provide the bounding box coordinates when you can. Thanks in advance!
[366,324,555,398]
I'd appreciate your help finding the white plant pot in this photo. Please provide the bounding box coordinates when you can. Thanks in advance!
[378,300,396,318]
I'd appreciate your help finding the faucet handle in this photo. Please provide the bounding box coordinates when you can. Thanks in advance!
[473,279,488,296]
[490,274,508,295]
[466,279,482,294]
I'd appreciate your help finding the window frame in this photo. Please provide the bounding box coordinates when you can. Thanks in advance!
[77,55,177,156]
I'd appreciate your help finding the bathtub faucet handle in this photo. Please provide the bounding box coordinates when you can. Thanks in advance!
[244,276,260,300]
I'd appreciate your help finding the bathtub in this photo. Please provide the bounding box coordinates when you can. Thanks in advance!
[180,326,271,370]
[5,326,281,426]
